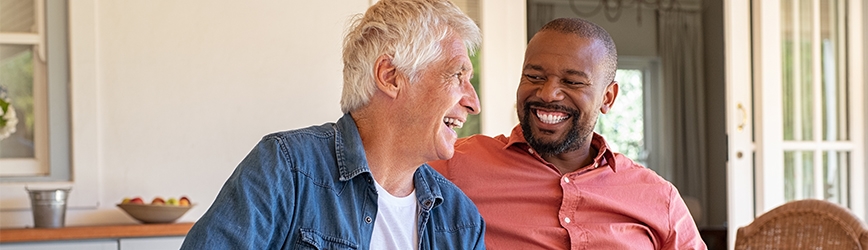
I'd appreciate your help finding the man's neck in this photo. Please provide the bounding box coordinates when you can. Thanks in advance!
[541,143,598,174]
[351,112,418,196]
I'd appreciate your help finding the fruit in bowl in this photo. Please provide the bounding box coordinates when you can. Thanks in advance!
[117,196,194,223]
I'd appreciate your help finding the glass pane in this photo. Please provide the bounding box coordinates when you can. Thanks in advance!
[784,151,814,201]
[782,0,816,141]
[0,44,35,158]
[822,151,849,205]
[0,0,36,33]
[819,0,848,141]
[782,0,795,140]
[595,69,645,166]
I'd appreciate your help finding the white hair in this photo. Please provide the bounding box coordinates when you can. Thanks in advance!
[340,0,481,113]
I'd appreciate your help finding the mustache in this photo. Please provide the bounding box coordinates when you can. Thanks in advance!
[524,101,581,117]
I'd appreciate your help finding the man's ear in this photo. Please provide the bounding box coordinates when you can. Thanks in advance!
[374,54,400,99]
[600,81,619,114]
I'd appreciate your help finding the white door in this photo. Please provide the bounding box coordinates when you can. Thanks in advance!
[726,0,865,247]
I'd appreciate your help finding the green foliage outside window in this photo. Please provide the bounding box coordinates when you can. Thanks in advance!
[595,69,646,166]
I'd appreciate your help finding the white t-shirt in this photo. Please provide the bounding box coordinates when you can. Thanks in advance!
[369,180,419,250]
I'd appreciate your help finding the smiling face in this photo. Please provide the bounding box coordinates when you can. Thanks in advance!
[402,35,480,161]
[517,31,617,156]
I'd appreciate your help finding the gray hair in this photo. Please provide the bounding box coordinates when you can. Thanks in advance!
[538,17,618,83]
[340,0,481,113]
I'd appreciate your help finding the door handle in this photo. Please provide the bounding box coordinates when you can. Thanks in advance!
[737,103,747,132]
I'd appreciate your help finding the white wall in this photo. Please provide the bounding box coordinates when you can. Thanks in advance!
[1,0,368,227]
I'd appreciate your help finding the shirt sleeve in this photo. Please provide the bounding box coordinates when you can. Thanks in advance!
[663,185,708,250]
[181,137,295,249]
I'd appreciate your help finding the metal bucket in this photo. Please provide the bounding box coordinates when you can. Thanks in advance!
[27,188,71,228]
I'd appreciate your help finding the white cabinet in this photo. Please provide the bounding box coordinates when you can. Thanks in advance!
[0,240,117,250]
[0,237,184,250]
[119,237,185,250]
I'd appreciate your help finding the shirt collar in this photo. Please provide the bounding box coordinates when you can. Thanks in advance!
[504,125,619,172]
[335,113,370,181]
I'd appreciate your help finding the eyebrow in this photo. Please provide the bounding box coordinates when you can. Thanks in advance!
[523,64,544,71]
[524,64,590,79]
[564,69,589,79]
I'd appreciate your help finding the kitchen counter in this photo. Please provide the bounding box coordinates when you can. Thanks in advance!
[0,222,194,243]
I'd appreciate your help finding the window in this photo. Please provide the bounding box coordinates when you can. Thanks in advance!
[0,0,70,181]
[595,57,659,170]
[779,0,852,205]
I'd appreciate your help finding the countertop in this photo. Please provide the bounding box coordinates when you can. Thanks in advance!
[0,222,194,243]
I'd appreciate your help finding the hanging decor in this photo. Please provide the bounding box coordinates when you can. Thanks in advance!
[568,0,682,23]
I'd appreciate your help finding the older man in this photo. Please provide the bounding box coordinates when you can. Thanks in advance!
[429,17,706,249]
[182,0,485,249]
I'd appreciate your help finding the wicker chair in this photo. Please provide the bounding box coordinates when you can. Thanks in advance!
[734,199,868,250]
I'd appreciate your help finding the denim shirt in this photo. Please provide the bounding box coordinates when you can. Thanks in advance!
[181,114,485,250]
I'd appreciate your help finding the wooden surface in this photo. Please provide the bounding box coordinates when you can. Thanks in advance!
[0,222,194,243]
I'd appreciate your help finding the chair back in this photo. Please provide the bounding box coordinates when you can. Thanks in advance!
[734,199,868,250]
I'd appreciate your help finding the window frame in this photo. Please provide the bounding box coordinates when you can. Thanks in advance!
[0,0,98,211]
[615,56,666,175]
[0,0,70,181]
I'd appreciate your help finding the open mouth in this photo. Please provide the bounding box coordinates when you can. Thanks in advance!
[534,109,570,124]
[443,117,464,130]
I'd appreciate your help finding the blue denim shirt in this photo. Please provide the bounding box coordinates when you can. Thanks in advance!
[181,114,485,250]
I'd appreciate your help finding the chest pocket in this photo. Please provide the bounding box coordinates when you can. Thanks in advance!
[296,228,359,250]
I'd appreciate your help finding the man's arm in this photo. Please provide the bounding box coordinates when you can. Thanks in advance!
[181,137,296,249]
[663,185,708,250]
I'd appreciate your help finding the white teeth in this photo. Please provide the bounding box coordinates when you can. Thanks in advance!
[443,117,464,129]
[536,112,568,124]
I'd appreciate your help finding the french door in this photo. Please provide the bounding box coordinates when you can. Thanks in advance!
[725,0,865,247]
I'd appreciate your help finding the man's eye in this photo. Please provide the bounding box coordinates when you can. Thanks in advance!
[563,79,585,86]
[524,74,544,81]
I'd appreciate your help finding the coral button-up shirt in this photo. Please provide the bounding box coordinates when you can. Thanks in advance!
[429,126,706,250]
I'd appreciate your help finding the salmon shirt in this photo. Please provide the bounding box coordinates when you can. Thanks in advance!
[429,126,706,250]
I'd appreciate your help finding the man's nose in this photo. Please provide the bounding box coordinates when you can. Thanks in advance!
[461,79,481,115]
[537,79,564,102]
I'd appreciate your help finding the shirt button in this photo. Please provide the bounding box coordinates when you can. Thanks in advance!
[564,217,571,223]
[593,163,599,168]
[365,216,372,223]
[528,148,534,154]
[563,176,570,183]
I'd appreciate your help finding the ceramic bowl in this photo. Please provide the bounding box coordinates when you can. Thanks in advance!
[117,203,193,224]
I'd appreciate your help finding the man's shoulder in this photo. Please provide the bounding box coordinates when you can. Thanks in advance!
[453,133,508,151]
[262,122,337,142]
[417,164,482,221]
[611,153,673,186]
[417,165,479,208]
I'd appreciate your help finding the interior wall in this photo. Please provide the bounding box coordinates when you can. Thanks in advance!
[862,2,868,221]
[702,0,728,227]
[1,0,369,227]
[527,1,659,57]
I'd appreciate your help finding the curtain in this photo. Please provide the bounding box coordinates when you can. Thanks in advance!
[658,9,708,226]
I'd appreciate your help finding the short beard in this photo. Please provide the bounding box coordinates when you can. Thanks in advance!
[520,101,596,156]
